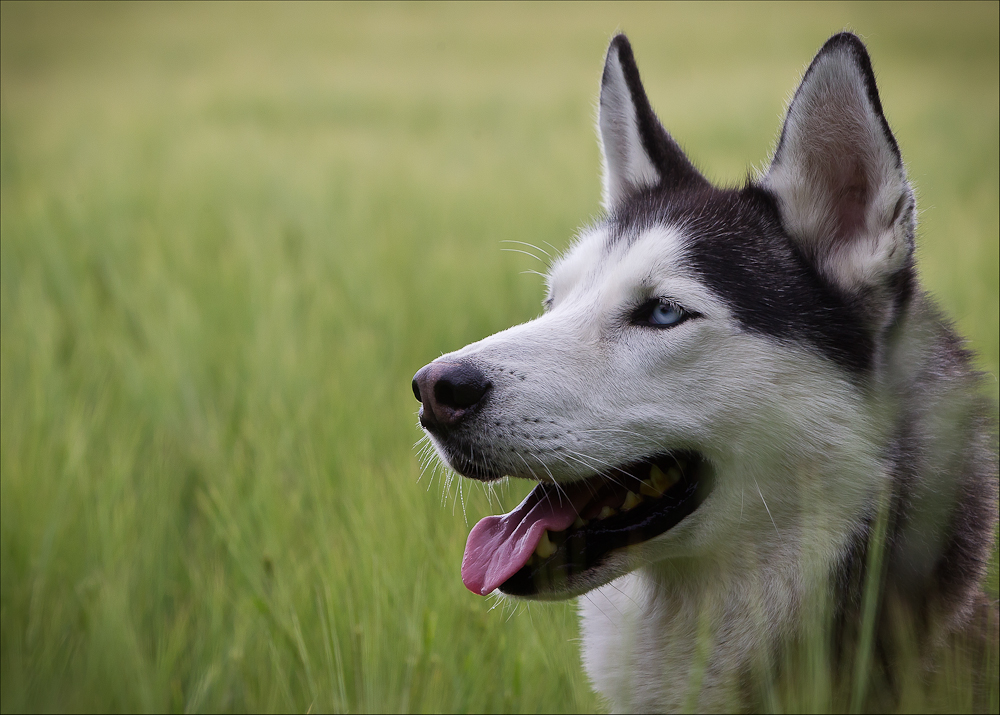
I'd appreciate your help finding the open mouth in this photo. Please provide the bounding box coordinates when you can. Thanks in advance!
[461,451,711,597]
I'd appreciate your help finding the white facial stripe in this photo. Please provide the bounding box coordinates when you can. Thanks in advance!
[545,226,606,307]
[549,224,731,322]
[603,227,731,319]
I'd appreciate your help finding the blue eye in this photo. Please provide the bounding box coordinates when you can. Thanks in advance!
[650,303,684,326]
[634,300,692,328]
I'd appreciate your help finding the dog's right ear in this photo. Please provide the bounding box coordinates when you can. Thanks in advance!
[762,33,915,294]
[599,34,708,209]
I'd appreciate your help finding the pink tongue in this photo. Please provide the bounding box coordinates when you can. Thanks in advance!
[462,484,588,595]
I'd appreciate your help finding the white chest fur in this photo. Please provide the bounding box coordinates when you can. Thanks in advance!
[578,554,811,712]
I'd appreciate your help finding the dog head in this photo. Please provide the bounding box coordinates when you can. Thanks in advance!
[413,33,915,599]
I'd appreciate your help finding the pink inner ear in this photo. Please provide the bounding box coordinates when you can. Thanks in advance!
[834,179,869,241]
[768,43,906,249]
[815,149,871,243]
[763,35,914,287]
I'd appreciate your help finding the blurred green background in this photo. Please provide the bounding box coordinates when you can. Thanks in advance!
[1,2,996,712]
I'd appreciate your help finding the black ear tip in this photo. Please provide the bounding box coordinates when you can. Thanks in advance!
[603,33,637,82]
[602,33,633,86]
[610,33,633,60]
[818,31,870,60]
[609,33,631,51]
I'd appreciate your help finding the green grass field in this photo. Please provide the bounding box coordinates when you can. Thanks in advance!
[1,2,997,712]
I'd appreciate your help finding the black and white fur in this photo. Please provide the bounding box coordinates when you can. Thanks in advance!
[413,33,998,711]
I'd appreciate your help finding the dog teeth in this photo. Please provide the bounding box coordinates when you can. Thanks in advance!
[597,506,617,520]
[621,491,643,511]
[573,516,587,529]
[640,464,680,497]
[640,471,664,497]
[535,530,557,559]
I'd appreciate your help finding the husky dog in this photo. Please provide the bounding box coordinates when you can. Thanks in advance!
[412,33,998,711]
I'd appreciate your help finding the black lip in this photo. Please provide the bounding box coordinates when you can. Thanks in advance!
[441,446,505,482]
[499,451,711,596]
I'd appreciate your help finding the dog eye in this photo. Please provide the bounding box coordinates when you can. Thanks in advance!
[651,303,684,325]
[634,300,691,328]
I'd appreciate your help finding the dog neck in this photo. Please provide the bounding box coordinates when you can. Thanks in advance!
[579,545,818,712]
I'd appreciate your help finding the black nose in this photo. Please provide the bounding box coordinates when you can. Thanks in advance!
[412,361,491,432]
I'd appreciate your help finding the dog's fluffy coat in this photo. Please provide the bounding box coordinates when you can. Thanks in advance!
[413,32,998,711]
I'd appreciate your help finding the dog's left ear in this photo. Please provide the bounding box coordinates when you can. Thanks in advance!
[599,34,709,209]
[763,33,915,292]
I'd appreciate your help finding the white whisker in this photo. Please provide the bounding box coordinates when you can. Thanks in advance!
[500,239,553,259]
[754,478,781,543]
[500,247,547,263]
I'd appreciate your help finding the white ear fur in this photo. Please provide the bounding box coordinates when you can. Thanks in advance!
[598,41,661,209]
[763,35,914,291]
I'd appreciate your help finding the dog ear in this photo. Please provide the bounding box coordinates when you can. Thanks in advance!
[763,33,915,292]
[599,34,708,209]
